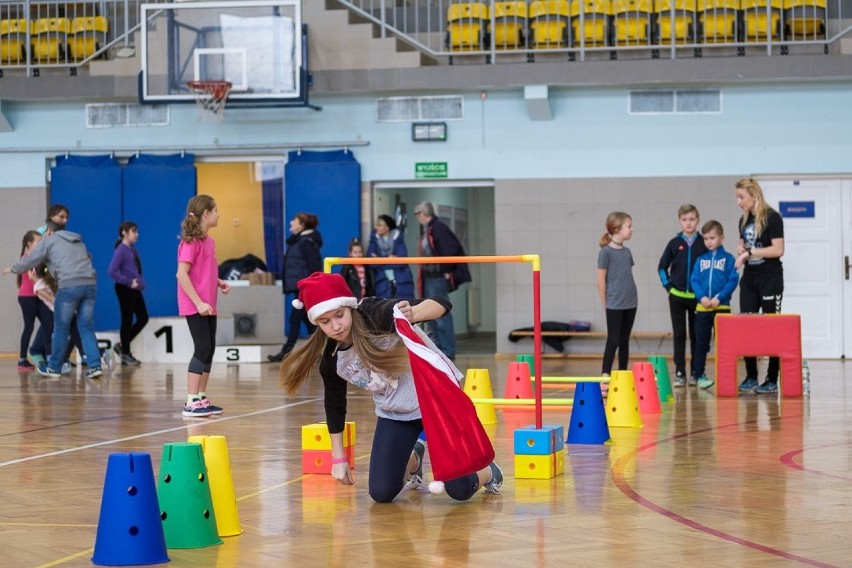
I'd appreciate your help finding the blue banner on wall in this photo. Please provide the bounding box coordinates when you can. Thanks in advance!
[779,201,815,218]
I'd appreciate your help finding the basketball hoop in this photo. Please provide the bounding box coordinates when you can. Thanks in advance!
[186,80,232,121]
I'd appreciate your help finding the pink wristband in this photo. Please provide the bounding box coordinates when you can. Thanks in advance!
[332,457,349,465]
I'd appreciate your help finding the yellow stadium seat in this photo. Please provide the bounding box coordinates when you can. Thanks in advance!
[655,0,698,44]
[491,1,528,49]
[698,0,741,43]
[529,0,571,49]
[784,0,825,39]
[742,0,782,41]
[0,19,32,64]
[70,16,108,60]
[446,3,489,52]
[31,17,71,62]
[612,0,653,46]
[571,0,612,46]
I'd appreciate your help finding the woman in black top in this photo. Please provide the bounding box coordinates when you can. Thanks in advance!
[733,178,785,394]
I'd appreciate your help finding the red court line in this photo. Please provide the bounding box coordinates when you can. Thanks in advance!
[779,447,852,482]
[609,416,839,568]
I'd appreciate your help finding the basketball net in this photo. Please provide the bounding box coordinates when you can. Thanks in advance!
[186,80,232,122]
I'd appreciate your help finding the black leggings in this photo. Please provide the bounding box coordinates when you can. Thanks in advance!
[18,297,52,359]
[369,417,481,503]
[115,284,149,356]
[185,314,217,375]
[286,304,315,347]
[668,295,697,376]
[602,307,637,375]
[739,270,784,382]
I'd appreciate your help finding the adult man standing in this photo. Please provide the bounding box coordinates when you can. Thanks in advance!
[4,221,103,378]
[414,201,471,359]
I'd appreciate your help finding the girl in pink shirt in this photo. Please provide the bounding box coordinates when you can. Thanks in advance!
[15,230,49,371]
[176,194,231,418]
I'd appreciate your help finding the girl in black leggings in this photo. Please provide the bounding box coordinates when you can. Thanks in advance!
[108,221,149,365]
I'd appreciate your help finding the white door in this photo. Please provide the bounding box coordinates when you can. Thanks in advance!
[843,180,852,358]
[761,178,843,358]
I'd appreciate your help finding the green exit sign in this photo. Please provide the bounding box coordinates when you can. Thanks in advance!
[415,162,448,179]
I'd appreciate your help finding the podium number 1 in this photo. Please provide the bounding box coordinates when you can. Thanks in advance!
[154,325,173,353]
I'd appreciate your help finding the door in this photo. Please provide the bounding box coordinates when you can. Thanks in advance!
[760,178,843,358]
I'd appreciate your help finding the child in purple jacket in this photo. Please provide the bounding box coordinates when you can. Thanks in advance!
[108,221,148,366]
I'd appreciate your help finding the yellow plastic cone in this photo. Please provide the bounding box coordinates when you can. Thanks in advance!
[604,370,643,428]
[463,368,497,425]
[188,435,242,537]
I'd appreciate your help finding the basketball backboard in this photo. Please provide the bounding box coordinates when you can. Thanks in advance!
[140,0,304,105]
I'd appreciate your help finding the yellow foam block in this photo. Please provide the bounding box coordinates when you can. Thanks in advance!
[301,421,356,450]
[514,449,565,479]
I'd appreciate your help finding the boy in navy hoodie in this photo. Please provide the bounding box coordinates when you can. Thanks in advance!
[689,220,740,390]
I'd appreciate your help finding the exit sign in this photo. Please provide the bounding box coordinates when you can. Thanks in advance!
[415,162,448,179]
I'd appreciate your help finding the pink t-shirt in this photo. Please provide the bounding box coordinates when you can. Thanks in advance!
[18,268,36,297]
[177,237,219,316]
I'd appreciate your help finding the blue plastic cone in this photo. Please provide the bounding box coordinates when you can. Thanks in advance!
[566,382,610,444]
[92,452,169,566]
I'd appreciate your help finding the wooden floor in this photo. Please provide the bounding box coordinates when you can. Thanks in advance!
[1,350,849,568]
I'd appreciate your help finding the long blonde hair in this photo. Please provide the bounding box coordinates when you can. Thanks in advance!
[736,178,774,237]
[599,211,631,247]
[181,194,216,243]
[279,307,411,396]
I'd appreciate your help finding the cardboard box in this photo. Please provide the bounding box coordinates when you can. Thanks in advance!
[239,271,275,285]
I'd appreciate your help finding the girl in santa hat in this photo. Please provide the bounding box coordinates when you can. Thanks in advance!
[279,271,502,503]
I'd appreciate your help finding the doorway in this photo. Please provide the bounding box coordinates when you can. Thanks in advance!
[371,180,496,351]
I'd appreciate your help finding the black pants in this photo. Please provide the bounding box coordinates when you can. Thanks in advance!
[693,308,730,378]
[369,417,481,503]
[186,314,217,375]
[668,294,697,376]
[602,307,637,375]
[285,302,315,347]
[18,297,52,359]
[739,269,784,382]
[115,284,149,356]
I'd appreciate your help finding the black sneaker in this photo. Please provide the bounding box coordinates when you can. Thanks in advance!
[113,343,123,357]
[267,344,293,362]
[121,354,141,366]
[85,367,103,379]
[483,462,503,495]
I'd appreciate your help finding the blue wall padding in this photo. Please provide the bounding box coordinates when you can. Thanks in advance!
[50,154,123,330]
[122,154,197,319]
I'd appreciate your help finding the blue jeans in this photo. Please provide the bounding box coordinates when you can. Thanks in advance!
[422,276,456,358]
[49,285,100,371]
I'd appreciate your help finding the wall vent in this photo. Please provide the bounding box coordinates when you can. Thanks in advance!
[376,95,464,122]
[629,90,721,114]
[86,103,170,128]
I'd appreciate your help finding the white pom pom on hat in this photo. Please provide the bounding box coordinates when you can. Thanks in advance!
[428,480,445,494]
[292,298,304,309]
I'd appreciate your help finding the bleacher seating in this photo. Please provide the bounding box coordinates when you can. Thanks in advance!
[612,0,653,46]
[31,17,72,62]
[70,16,108,60]
[492,1,528,49]
[655,0,698,44]
[529,0,571,49]
[698,0,741,43]
[571,0,612,46]
[446,3,490,52]
[743,0,783,42]
[784,0,826,39]
[0,18,31,64]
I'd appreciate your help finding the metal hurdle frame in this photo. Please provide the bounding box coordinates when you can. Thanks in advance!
[325,254,546,428]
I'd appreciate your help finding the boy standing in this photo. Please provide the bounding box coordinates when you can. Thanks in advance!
[690,220,740,390]
[658,204,707,386]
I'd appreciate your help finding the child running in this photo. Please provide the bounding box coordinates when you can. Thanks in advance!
[279,272,502,503]
[108,221,148,366]
[690,220,739,390]
[176,195,231,418]
[597,211,638,376]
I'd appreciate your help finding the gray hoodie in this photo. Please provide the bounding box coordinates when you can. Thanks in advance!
[11,230,97,289]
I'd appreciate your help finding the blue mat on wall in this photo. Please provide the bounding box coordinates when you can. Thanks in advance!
[50,155,123,331]
[283,149,360,335]
[123,154,197,319]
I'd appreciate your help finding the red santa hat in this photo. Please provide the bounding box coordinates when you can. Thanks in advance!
[292,272,358,324]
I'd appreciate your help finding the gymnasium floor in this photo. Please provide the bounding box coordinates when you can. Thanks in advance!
[0,349,849,567]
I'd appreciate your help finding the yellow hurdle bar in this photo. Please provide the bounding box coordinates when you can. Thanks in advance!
[470,398,573,405]
[538,377,610,383]
[325,255,538,273]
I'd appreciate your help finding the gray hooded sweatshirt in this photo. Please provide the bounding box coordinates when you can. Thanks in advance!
[12,230,97,289]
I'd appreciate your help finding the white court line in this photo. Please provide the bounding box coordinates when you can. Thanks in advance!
[0,398,321,469]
